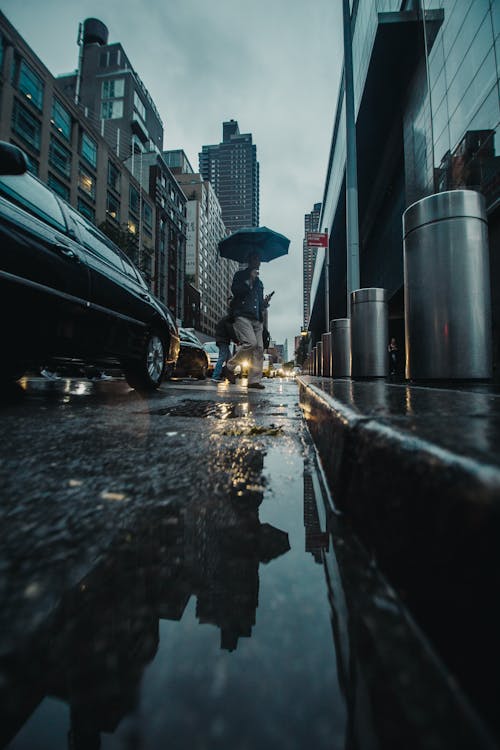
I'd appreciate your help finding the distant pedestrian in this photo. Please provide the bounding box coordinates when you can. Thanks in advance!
[388,337,399,375]
[222,251,274,390]
[211,314,235,382]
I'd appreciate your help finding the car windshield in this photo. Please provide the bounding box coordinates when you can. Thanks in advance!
[203,342,218,353]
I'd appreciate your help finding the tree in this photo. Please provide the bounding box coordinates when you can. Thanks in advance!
[295,335,309,365]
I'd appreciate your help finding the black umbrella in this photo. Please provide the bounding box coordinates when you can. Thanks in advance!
[218,226,290,263]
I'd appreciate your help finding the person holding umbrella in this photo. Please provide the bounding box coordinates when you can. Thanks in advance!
[222,251,274,389]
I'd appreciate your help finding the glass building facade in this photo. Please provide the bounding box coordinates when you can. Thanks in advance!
[310,0,500,371]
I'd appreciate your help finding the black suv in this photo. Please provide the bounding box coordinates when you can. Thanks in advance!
[0,142,179,392]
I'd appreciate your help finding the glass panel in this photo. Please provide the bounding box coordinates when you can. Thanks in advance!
[18,60,43,110]
[78,165,95,198]
[51,99,71,140]
[101,100,123,119]
[77,198,95,222]
[49,136,71,178]
[101,78,124,98]
[143,201,152,227]
[73,211,123,268]
[107,160,121,191]
[48,173,70,201]
[81,132,97,168]
[106,191,120,222]
[129,185,140,214]
[11,100,41,150]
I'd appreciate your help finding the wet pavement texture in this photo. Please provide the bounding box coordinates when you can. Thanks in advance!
[0,376,495,749]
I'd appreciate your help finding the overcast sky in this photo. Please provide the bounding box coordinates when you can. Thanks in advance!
[3,0,343,351]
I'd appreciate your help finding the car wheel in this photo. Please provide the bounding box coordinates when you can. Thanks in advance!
[196,365,207,380]
[124,331,166,392]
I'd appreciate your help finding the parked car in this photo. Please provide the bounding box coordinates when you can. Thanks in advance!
[0,141,178,392]
[173,328,210,379]
[203,341,219,375]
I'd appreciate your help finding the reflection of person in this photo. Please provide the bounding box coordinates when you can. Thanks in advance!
[388,337,399,375]
[212,313,235,383]
[222,252,273,390]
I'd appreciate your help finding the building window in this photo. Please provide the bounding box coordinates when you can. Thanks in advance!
[81,132,97,168]
[128,218,137,234]
[143,201,152,228]
[133,91,146,121]
[106,191,120,222]
[129,184,140,214]
[51,99,71,140]
[48,173,70,201]
[77,198,95,222]
[101,100,124,119]
[78,165,95,198]
[107,160,120,192]
[49,136,72,177]
[12,100,41,150]
[102,78,124,99]
[0,33,4,72]
[18,60,44,110]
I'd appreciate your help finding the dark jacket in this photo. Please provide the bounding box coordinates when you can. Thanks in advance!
[215,315,235,345]
[231,268,266,322]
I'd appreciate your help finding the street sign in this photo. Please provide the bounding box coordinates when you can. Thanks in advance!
[306,232,328,248]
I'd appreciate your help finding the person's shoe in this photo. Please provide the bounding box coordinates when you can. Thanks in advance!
[247,382,265,390]
[40,369,60,380]
[221,366,236,384]
[211,377,222,383]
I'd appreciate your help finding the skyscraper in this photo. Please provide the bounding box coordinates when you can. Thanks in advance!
[199,119,259,233]
[303,202,321,329]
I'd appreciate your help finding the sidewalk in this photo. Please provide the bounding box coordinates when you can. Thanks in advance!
[298,375,500,744]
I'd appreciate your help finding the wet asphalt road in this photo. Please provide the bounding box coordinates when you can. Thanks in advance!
[0,375,349,750]
[1,375,494,750]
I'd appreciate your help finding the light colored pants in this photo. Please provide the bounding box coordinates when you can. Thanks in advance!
[227,317,264,385]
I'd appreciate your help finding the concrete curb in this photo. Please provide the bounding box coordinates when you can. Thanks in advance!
[299,376,500,745]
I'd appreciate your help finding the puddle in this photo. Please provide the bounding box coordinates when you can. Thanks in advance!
[148,399,260,419]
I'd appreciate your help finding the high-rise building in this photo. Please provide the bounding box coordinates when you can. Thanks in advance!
[175,172,237,336]
[303,202,321,329]
[0,11,156,287]
[199,119,259,233]
[57,18,163,163]
[308,2,500,370]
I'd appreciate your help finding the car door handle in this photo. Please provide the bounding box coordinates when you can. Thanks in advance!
[54,242,80,261]
[139,292,150,301]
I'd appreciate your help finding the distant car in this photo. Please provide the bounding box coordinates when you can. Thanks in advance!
[203,341,219,375]
[0,141,177,392]
[272,363,285,377]
[173,328,210,379]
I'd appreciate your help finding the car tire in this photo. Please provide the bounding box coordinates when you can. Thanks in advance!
[196,365,207,380]
[123,330,166,392]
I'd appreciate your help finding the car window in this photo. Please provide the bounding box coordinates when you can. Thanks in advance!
[121,252,147,288]
[204,342,218,353]
[0,172,66,232]
[68,208,124,271]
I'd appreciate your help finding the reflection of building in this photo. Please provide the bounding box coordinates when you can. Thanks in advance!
[309,3,500,372]
[199,119,260,234]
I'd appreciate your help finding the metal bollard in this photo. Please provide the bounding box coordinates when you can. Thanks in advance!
[312,346,317,376]
[403,189,492,379]
[321,332,332,377]
[330,318,351,377]
[351,288,388,378]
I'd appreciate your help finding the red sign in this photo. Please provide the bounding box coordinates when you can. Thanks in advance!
[306,232,328,248]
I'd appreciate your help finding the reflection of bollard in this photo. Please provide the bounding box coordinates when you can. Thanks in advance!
[330,318,351,377]
[403,189,492,379]
[317,341,323,377]
[312,346,317,376]
[351,289,388,378]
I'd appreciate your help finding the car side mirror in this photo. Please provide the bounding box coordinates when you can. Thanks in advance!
[0,141,29,175]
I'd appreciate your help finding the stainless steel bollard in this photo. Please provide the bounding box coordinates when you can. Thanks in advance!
[403,190,492,379]
[317,341,323,377]
[330,318,351,377]
[321,333,332,377]
[351,288,389,378]
[312,346,317,376]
